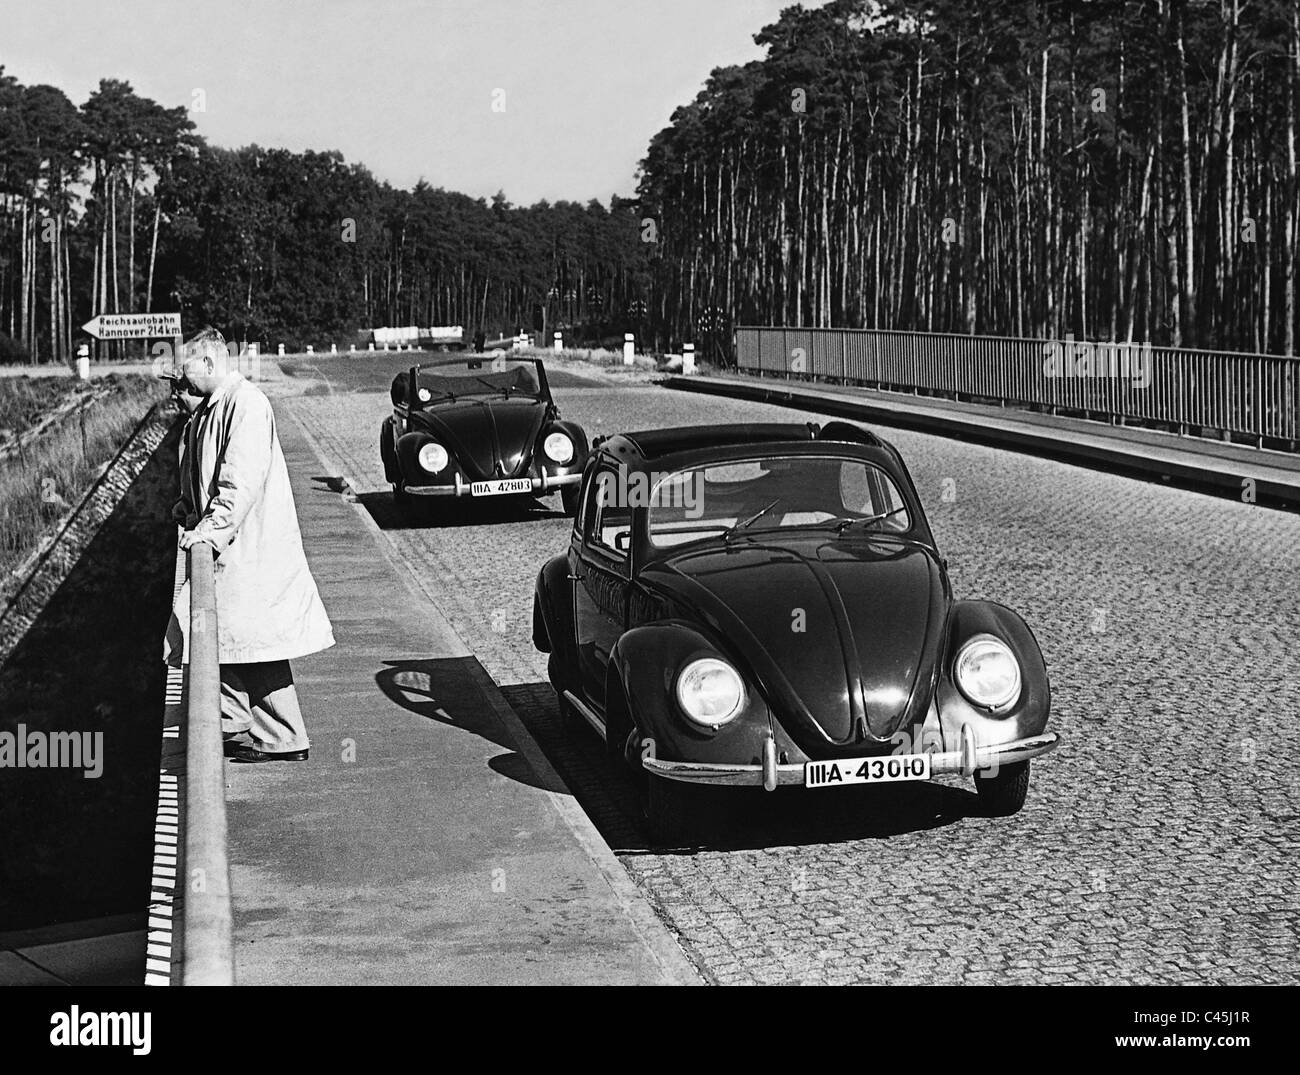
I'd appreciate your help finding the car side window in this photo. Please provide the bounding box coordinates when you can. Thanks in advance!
[587,466,631,559]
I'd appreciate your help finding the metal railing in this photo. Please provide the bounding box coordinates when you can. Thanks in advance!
[736,326,1300,448]
[181,542,234,985]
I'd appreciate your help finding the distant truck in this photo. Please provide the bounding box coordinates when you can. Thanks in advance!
[370,326,467,351]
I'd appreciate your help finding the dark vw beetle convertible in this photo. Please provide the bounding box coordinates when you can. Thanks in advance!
[533,422,1059,842]
[380,358,588,517]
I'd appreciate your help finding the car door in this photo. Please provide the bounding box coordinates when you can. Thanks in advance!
[572,463,632,709]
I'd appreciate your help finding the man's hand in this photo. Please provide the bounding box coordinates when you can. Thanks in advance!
[178,529,207,550]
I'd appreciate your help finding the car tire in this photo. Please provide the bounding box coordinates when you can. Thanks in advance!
[560,483,580,517]
[973,759,1030,816]
[393,480,411,507]
[645,774,698,847]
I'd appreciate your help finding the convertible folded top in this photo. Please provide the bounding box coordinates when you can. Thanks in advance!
[390,363,542,408]
[604,421,884,460]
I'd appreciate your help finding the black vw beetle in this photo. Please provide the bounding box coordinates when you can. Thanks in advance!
[380,358,587,518]
[533,422,1059,842]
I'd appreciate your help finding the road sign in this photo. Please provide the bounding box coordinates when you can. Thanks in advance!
[81,313,182,340]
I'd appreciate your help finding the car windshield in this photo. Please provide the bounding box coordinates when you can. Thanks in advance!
[398,362,542,404]
[647,455,912,548]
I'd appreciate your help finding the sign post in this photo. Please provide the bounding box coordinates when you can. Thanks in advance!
[82,313,183,341]
[82,313,183,374]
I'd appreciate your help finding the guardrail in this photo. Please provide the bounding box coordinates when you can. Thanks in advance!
[181,542,234,986]
[736,326,1300,449]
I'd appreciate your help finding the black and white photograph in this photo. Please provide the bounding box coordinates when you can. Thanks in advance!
[0,0,1294,1048]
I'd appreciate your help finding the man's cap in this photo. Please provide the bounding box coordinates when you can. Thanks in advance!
[156,327,227,380]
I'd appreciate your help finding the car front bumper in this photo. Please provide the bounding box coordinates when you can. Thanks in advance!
[405,472,581,497]
[642,730,1061,790]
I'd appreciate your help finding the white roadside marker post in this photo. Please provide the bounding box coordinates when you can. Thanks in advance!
[683,342,696,375]
[623,332,635,365]
[76,342,90,380]
[554,331,562,353]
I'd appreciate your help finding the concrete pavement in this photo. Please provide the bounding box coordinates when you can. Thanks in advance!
[221,401,699,984]
[300,379,1297,985]
[666,374,1300,508]
[0,914,145,985]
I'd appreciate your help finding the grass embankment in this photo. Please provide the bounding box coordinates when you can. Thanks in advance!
[0,376,101,437]
[0,375,168,578]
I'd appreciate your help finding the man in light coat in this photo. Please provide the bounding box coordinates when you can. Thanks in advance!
[162,328,334,762]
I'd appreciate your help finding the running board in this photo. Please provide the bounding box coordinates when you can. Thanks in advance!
[562,690,607,742]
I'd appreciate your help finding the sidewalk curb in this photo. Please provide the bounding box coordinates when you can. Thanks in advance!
[287,407,703,986]
[663,375,1300,510]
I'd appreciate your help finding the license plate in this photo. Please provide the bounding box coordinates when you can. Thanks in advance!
[470,479,532,496]
[804,753,931,788]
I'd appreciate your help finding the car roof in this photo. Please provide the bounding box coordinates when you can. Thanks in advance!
[596,422,886,463]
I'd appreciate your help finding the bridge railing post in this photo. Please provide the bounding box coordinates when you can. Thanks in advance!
[181,541,234,986]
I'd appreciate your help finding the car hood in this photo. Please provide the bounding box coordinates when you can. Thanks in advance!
[409,398,547,481]
[641,533,949,751]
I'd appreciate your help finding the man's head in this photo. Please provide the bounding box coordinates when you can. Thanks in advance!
[159,327,231,396]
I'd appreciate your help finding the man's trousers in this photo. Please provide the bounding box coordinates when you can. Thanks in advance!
[219,660,310,753]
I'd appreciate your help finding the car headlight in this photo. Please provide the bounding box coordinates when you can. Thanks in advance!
[675,657,744,728]
[417,387,432,402]
[543,430,575,464]
[417,442,449,474]
[954,635,1021,710]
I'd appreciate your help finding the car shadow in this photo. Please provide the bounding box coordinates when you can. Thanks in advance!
[374,659,568,795]
[498,682,979,854]
[360,489,568,531]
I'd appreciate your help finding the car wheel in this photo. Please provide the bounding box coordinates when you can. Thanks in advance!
[392,479,410,507]
[560,483,580,517]
[645,774,698,847]
[973,759,1030,816]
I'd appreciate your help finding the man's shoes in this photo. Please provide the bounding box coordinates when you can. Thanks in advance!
[226,744,309,763]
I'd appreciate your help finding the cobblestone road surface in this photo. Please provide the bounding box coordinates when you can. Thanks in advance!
[283,358,1300,985]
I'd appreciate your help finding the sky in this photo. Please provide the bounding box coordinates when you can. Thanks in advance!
[0,0,796,205]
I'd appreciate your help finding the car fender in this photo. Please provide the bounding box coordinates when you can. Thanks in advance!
[533,554,571,655]
[608,623,776,768]
[543,418,588,456]
[539,418,589,477]
[395,431,436,480]
[934,600,1051,750]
